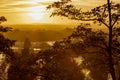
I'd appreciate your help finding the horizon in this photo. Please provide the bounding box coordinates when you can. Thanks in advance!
[2,23,108,31]
[3,23,77,30]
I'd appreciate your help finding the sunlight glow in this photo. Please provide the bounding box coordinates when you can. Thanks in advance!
[27,6,46,13]
[26,6,46,22]
[82,69,90,76]
[31,0,56,2]
[28,13,43,21]
[15,1,38,5]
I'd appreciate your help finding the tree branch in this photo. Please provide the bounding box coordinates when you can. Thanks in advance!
[98,19,109,28]
[71,17,109,28]
[112,17,118,27]
[89,44,107,51]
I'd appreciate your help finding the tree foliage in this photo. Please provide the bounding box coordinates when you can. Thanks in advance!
[37,42,85,80]
[47,1,120,80]
[48,1,120,27]
[0,16,15,80]
[7,38,39,80]
[50,23,120,80]
[0,16,15,57]
[66,24,111,80]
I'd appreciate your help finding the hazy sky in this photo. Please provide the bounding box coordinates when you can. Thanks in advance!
[0,0,119,24]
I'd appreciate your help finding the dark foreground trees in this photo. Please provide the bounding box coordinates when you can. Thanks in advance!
[63,23,120,80]
[0,16,15,80]
[7,38,38,80]
[0,16,15,57]
[0,16,38,80]
[44,23,120,80]
[47,0,120,80]
[37,43,85,80]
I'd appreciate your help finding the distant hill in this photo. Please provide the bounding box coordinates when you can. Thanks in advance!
[4,24,77,31]
[4,23,108,42]
[5,27,74,42]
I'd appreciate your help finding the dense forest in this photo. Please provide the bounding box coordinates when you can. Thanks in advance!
[0,0,120,80]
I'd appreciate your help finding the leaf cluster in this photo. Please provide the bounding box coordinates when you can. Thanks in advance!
[48,1,120,27]
[0,16,15,58]
[37,44,84,80]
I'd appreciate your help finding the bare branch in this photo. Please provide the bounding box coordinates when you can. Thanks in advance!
[112,17,118,27]
[98,19,109,28]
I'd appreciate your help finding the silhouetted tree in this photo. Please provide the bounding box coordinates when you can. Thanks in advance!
[48,0,120,80]
[57,23,120,80]
[67,24,109,80]
[0,16,15,80]
[8,38,39,80]
[37,42,85,80]
[22,38,31,55]
[7,51,38,80]
[0,16,15,57]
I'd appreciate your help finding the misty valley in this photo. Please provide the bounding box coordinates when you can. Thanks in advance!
[12,41,54,53]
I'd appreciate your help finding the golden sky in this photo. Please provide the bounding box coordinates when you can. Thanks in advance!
[0,0,119,24]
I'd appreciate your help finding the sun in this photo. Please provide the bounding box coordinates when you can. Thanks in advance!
[28,13,43,21]
[25,6,46,22]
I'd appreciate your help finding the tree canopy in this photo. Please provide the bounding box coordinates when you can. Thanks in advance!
[47,0,120,80]
[0,16,15,57]
[0,16,15,80]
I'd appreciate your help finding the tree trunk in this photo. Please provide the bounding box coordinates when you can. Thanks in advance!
[107,0,116,80]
